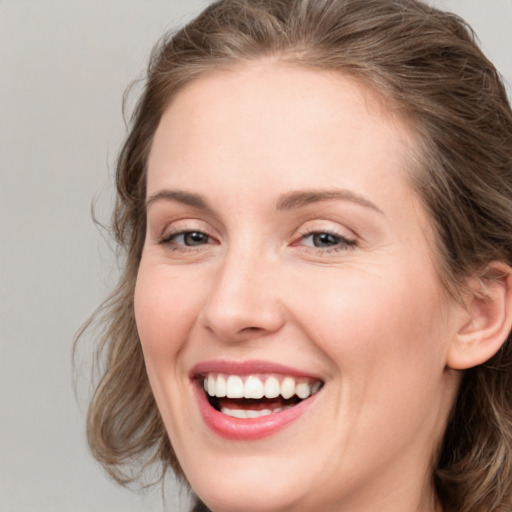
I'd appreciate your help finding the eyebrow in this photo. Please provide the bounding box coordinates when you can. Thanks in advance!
[145,188,383,215]
[145,190,211,211]
[275,189,383,214]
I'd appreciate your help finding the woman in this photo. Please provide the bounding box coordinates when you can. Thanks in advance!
[81,0,512,511]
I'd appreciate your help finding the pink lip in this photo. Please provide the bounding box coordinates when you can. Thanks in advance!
[190,359,321,379]
[190,360,322,441]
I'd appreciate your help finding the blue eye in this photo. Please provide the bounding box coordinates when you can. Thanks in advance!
[307,233,340,247]
[300,231,356,250]
[162,230,211,246]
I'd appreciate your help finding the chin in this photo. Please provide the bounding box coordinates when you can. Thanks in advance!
[174,440,342,512]
[193,475,306,512]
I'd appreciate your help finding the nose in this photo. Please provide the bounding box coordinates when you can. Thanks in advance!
[199,247,286,342]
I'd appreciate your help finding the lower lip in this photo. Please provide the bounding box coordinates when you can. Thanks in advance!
[193,383,319,440]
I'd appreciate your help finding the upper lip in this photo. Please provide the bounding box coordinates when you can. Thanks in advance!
[190,359,323,380]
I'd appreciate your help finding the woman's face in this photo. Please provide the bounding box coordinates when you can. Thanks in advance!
[135,62,461,512]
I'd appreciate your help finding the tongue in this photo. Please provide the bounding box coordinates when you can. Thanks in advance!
[217,396,299,412]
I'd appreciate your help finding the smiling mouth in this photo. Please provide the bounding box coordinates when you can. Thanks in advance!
[200,373,323,419]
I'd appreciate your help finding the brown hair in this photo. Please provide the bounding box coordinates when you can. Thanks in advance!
[79,0,512,510]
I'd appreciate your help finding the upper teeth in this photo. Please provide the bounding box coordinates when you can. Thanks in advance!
[203,374,322,400]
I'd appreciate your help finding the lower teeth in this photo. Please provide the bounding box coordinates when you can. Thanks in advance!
[221,408,272,418]
[208,391,303,418]
[220,405,295,418]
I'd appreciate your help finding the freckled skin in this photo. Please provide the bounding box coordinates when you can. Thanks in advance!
[134,62,461,512]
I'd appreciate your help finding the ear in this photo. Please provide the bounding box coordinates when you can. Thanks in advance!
[447,262,512,370]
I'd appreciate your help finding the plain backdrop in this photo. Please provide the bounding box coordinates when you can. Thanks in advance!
[0,1,511,511]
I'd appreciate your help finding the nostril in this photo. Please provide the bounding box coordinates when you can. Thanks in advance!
[240,326,264,335]
[199,293,286,340]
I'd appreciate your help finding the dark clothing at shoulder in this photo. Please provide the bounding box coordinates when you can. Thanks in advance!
[191,500,211,512]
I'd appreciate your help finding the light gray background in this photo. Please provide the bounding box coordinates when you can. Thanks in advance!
[1,1,510,511]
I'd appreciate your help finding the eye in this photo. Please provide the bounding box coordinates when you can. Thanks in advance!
[161,230,212,247]
[304,232,342,248]
[298,230,356,251]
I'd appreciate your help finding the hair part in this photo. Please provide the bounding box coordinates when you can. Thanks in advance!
[78,1,512,510]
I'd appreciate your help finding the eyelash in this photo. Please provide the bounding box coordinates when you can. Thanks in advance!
[296,229,357,253]
[159,228,357,254]
[159,229,215,251]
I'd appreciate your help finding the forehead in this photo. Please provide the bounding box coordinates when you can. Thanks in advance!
[147,61,420,206]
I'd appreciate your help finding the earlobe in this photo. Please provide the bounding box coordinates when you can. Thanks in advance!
[447,262,512,370]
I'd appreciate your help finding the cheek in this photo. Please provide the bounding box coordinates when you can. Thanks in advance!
[133,263,206,442]
[297,269,452,446]
[292,262,449,381]
[134,264,200,362]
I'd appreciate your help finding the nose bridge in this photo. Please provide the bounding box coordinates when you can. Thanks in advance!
[200,237,284,341]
